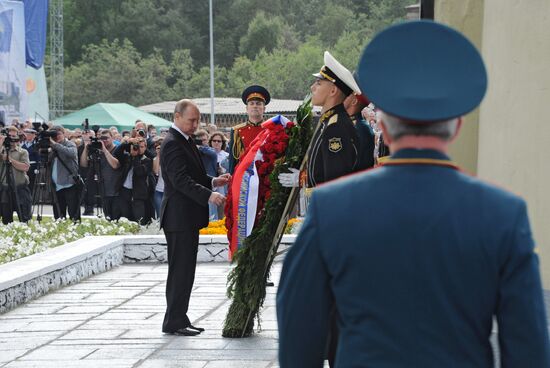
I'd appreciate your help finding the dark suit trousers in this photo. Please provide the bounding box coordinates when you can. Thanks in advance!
[162,229,199,333]
[53,185,81,221]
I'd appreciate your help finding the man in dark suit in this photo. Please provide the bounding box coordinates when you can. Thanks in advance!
[277,21,550,367]
[160,99,230,336]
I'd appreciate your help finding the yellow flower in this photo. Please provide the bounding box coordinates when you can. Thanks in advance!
[200,218,228,235]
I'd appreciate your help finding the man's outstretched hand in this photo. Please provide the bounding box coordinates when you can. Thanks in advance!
[213,173,231,187]
[209,192,226,206]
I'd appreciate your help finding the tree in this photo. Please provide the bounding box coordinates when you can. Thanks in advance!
[238,12,284,59]
[314,5,355,46]
[64,39,171,109]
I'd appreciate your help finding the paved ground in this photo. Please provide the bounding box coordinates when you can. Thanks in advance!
[0,263,290,368]
[1,261,549,368]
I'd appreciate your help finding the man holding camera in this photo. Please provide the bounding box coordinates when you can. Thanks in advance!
[21,128,39,191]
[80,129,121,220]
[49,126,81,221]
[114,136,154,225]
[0,126,32,224]
[135,120,156,158]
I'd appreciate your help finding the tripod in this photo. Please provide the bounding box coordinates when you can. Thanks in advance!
[31,153,60,223]
[86,149,105,218]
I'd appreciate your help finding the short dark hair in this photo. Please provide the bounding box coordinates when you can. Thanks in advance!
[174,99,196,115]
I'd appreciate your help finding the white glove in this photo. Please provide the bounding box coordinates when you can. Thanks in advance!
[278,168,300,188]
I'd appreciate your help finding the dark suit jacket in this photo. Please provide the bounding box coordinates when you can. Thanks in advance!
[277,148,550,368]
[160,127,212,231]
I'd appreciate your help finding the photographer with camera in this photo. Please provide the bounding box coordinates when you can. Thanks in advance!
[80,129,121,220]
[0,126,32,224]
[134,120,156,158]
[114,136,154,225]
[49,126,81,221]
[21,128,39,190]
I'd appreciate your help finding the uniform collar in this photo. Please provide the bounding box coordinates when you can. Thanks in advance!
[247,120,262,127]
[383,149,460,170]
[391,148,451,161]
[319,103,346,124]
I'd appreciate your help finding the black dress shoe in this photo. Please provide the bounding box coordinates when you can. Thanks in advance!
[266,281,275,287]
[165,327,200,336]
[189,324,205,332]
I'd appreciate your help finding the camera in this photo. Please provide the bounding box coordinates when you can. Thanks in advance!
[1,128,17,149]
[31,122,57,156]
[82,119,102,155]
[137,129,146,138]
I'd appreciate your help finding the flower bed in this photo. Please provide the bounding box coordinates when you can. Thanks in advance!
[0,218,140,265]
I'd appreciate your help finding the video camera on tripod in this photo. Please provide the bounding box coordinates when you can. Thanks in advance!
[31,122,58,159]
[0,128,20,149]
[82,119,102,157]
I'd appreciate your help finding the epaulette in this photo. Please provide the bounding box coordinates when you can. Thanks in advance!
[232,122,247,131]
[327,114,338,126]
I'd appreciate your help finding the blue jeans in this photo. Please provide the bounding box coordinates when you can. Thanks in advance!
[154,190,163,219]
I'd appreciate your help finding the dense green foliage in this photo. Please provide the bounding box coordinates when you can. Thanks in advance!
[59,0,412,109]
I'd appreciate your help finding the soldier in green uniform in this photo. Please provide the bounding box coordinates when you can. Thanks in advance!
[227,85,271,173]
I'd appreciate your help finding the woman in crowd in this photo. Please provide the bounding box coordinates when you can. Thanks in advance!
[152,137,164,219]
[209,131,229,219]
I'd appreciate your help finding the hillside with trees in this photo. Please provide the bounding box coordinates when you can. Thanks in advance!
[58,0,413,109]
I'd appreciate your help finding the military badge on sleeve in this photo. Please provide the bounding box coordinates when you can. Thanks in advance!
[328,137,342,153]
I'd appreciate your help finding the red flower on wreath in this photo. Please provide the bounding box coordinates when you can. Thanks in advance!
[225,116,296,244]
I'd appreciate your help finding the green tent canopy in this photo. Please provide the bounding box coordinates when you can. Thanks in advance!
[54,103,173,131]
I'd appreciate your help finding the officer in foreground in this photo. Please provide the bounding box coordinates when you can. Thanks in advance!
[277,20,550,367]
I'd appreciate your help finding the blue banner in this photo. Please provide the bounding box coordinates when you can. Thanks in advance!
[24,0,48,68]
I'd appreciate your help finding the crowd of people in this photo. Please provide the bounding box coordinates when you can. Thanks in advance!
[0,117,233,225]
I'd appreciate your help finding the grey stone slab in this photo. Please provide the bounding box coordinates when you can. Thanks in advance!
[204,361,271,368]
[224,338,278,350]
[152,349,278,361]
[0,321,30,333]
[55,305,112,314]
[2,313,95,322]
[0,331,62,339]
[84,347,156,360]
[0,305,64,316]
[51,338,166,346]
[119,329,170,339]
[164,337,230,350]
[137,361,207,368]
[110,281,160,287]
[16,320,82,332]
[3,359,138,368]
[19,347,97,360]
[95,312,155,320]
[0,337,53,350]
[0,349,28,363]
[59,329,126,340]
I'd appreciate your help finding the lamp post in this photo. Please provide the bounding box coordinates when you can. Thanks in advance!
[209,0,215,125]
